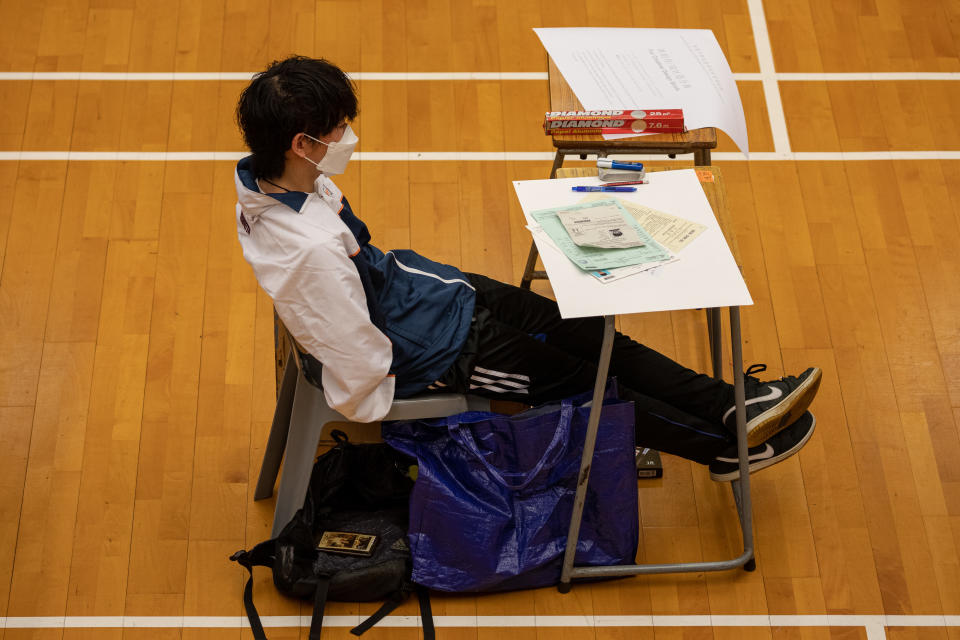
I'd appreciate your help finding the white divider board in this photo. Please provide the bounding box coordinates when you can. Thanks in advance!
[512,169,752,319]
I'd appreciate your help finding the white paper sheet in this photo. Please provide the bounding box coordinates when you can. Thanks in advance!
[556,202,646,249]
[534,28,749,155]
[578,194,707,253]
[514,170,752,318]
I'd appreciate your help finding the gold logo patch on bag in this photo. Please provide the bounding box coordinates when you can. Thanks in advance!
[316,531,377,556]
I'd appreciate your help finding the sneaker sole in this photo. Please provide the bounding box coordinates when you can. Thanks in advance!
[710,414,817,482]
[744,367,822,447]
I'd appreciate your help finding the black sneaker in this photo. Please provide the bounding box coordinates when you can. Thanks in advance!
[723,364,822,447]
[709,411,816,482]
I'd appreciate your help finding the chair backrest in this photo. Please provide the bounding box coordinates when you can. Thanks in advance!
[276,316,304,373]
[275,315,329,389]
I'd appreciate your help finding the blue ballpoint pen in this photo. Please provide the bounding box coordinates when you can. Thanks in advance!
[596,159,644,171]
[571,186,637,192]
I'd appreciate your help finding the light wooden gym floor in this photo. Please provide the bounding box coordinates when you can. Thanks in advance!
[1,1,959,640]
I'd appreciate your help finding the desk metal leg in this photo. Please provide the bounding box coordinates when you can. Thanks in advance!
[728,306,755,569]
[557,307,754,591]
[559,315,617,591]
[520,241,543,290]
[550,151,566,179]
[523,151,569,289]
[707,307,723,380]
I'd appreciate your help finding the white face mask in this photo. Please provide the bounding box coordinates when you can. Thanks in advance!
[303,124,358,175]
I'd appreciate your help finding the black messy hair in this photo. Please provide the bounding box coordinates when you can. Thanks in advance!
[236,56,358,179]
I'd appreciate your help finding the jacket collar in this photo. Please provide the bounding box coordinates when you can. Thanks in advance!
[235,156,309,216]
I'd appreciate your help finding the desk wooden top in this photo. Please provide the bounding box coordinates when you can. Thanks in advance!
[555,165,738,263]
[547,57,718,153]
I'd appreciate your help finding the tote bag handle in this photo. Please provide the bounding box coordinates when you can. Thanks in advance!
[447,400,573,491]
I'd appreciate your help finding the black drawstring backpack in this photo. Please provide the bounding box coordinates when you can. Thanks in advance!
[231,430,434,640]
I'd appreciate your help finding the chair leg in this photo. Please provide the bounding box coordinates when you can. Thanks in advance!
[270,373,341,538]
[254,353,298,501]
[466,395,491,412]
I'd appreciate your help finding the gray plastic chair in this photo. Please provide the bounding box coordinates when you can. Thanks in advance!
[254,332,489,537]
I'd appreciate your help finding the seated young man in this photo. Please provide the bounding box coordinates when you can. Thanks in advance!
[233,56,822,481]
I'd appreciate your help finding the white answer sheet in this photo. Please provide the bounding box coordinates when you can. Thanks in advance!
[513,170,752,319]
[534,28,749,155]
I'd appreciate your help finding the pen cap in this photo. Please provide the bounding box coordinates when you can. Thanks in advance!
[597,159,644,170]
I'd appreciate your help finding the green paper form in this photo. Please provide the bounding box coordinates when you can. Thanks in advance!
[530,199,672,271]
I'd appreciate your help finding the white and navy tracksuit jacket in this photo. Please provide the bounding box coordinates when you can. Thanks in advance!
[234,158,475,422]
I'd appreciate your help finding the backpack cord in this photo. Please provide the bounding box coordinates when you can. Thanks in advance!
[308,577,331,640]
[417,585,436,640]
[348,587,434,639]
[231,551,269,640]
[349,591,406,636]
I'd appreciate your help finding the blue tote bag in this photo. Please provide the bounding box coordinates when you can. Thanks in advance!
[381,382,638,593]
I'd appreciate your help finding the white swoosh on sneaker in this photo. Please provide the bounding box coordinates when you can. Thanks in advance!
[715,443,775,464]
[722,385,784,424]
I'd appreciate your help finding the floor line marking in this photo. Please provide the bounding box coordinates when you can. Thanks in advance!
[746,0,791,158]
[0,72,548,81]
[865,623,887,640]
[884,615,948,626]
[776,72,960,81]
[0,614,958,629]
[1,72,958,82]
[2,151,960,162]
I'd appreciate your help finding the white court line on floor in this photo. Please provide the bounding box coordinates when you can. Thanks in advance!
[0,72,547,81]
[1,71,959,82]
[746,0,791,158]
[865,623,887,640]
[1,614,959,629]
[733,72,960,81]
[777,72,960,81]
[2,151,960,162]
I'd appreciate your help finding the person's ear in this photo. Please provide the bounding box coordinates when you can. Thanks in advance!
[290,132,310,158]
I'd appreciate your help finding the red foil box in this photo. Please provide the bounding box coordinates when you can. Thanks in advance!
[544,109,684,135]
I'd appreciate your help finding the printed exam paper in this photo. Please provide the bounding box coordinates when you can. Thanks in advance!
[534,28,749,155]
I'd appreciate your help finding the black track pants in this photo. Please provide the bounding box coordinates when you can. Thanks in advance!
[433,273,737,464]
